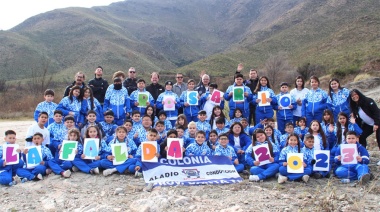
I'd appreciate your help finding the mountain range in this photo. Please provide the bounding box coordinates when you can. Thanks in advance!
[0,0,379,81]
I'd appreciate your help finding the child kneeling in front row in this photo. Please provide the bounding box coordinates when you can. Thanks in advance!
[134,128,160,175]
[334,131,371,184]
[214,133,244,173]
[278,133,312,183]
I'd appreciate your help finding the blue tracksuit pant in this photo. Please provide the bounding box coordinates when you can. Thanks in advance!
[0,168,13,185]
[47,159,72,175]
[310,165,330,177]
[250,163,280,180]
[16,165,47,180]
[277,118,293,134]
[100,158,137,174]
[279,165,312,181]
[335,164,369,180]
[234,164,244,173]
[72,158,101,174]
[255,110,274,126]
[114,117,125,126]
[186,114,198,123]
[306,113,323,127]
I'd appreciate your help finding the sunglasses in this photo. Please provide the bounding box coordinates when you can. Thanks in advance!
[176,76,183,79]
[129,71,135,73]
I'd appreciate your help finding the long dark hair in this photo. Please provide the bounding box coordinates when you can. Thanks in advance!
[252,129,274,158]
[254,76,271,93]
[83,86,95,110]
[336,112,349,145]
[69,85,83,103]
[322,109,334,125]
[285,133,301,153]
[85,125,102,147]
[209,105,226,126]
[294,76,305,89]
[349,89,371,118]
[308,120,327,148]
[264,125,276,144]
[328,78,343,101]
[229,122,245,135]
[145,105,155,127]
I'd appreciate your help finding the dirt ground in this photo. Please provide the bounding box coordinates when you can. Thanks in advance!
[1,120,380,211]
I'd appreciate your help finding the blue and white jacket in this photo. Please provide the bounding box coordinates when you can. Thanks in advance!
[224,84,253,114]
[214,145,237,161]
[301,146,314,165]
[57,96,86,124]
[103,87,130,120]
[252,86,277,114]
[215,127,229,135]
[130,89,155,115]
[185,142,212,156]
[154,119,172,131]
[279,133,303,150]
[47,122,66,150]
[278,145,301,163]
[303,133,329,150]
[334,142,369,166]
[82,97,104,122]
[327,88,351,120]
[99,121,118,143]
[196,120,211,139]
[34,101,57,127]
[294,126,309,140]
[228,117,243,127]
[274,92,297,120]
[156,91,180,121]
[302,88,328,117]
[180,90,201,118]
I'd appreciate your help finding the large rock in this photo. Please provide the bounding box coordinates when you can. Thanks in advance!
[345,77,380,91]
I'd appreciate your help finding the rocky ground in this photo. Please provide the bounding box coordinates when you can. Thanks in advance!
[1,120,380,212]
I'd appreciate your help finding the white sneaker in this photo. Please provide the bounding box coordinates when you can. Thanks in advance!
[302,175,309,183]
[135,171,143,178]
[377,161,380,166]
[103,168,114,177]
[278,174,288,184]
[92,167,100,175]
[72,166,79,172]
[36,174,43,180]
[249,175,260,182]
[62,170,71,178]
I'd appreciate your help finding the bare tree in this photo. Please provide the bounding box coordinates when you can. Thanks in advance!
[28,57,53,96]
[296,63,325,80]
[264,52,293,91]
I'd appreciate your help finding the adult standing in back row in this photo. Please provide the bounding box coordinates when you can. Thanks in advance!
[173,73,187,115]
[63,72,86,97]
[88,66,108,105]
[195,71,210,96]
[146,72,165,115]
[123,67,138,95]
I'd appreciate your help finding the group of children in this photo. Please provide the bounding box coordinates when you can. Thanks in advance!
[0,74,373,186]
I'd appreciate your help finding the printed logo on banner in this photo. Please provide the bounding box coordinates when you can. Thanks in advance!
[313,150,330,171]
[163,96,175,111]
[83,138,100,159]
[233,87,244,102]
[252,144,271,165]
[3,144,20,165]
[287,153,304,173]
[182,169,201,179]
[258,91,270,106]
[187,91,198,106]
[167,138,184,160]
[340,144,358,165]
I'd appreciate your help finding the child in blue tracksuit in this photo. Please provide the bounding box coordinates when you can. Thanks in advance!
[82,86,104,122]
[278,133,312,183]
[0,130,24,185]
[264,125,280,149]
[266,118,282,141]
[334,131,370,184]
[101,126,138,176]
[180,79,200,122]
[47,110,65,158]
[252,76,277,124]
[302,76,328,126]
[327,78,351,121]
[223,73,253,119]
[72,126,110,174]
[134,129,161,173]
[227,108,243,126]
[209,105,229,130]
[246,129,280,181]
[80,110,105,139]
[156,81,181,127]
[214,117,229,135]
[321,109,335,135]
[34,89,57,127]
[294,117,309,141]
[184,122,197,148]
[196,110,211,140]
[129,79,155,115]
[302,134,329,179]
[207,130,219,153]
[103,77,131,126]
[99,110,118,144]
[274,82,297,134]
[214,133,244,173]
[155,111,173,131]
[57,85,87,126]
[185,131,212,156]
[332,112,362,169]
[228,122,251,165]
[155,121,167,145]
[279,123,303,150]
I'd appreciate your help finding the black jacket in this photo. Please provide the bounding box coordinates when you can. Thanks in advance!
[123,78,137,95]
[63,82,86,97]
[88,77,108,104]
[352,97,380,126]
[146,83,164,101]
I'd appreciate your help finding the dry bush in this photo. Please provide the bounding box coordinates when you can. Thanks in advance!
[264,52,294,92]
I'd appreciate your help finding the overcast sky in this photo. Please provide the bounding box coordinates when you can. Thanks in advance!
[0,0,123,30]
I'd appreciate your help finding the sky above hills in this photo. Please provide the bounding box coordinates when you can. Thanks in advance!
[0,0,123,30]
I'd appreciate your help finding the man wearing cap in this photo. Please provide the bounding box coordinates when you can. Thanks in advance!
[274,82,297,134]
[123,67,138,95]
[173,73,187,115]
[103,77,131,126]
[63,71,86,97]
[156,80,180,127]
[146,72,165,114]
[88,66,109,105]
